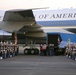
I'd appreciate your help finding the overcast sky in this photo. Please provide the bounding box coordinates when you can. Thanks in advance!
[0,0,76,10]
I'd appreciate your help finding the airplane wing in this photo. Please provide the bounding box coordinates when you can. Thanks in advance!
[0,9,46,40]
[0,9,41,32]
[25,31,46,38]
[3,9,35,21]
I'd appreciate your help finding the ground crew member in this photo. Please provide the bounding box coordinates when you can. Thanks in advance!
[49,44,54,56]
[46,45,50,56]
[40,44,47,56]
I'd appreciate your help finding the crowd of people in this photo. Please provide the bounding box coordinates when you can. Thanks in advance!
[0,41,19,60]
[40,44,55,56]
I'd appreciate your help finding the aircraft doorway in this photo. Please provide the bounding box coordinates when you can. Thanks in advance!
[47,33,65,56]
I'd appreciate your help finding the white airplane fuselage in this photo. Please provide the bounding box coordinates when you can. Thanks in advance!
[33,9,76,27]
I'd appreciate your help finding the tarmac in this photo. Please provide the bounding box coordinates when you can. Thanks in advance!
[0,55,76,75]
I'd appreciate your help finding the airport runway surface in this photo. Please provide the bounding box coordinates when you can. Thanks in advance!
[0,55,76,75]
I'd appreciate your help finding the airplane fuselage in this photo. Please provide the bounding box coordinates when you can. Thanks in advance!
[33,9,76,27]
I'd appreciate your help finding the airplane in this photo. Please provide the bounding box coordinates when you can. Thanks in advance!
[0,8,76,44]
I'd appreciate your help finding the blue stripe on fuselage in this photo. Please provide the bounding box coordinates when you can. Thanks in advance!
[36,20,76,26]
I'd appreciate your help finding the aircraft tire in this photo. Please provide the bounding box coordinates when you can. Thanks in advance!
[30,49,35,55]
[24,48,29,55]
[34,48,39,55]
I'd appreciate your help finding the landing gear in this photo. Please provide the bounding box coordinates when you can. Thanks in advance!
[24,40,39,55]
[24,48,39,55]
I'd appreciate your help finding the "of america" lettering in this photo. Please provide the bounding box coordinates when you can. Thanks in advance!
[36,13,76,19]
